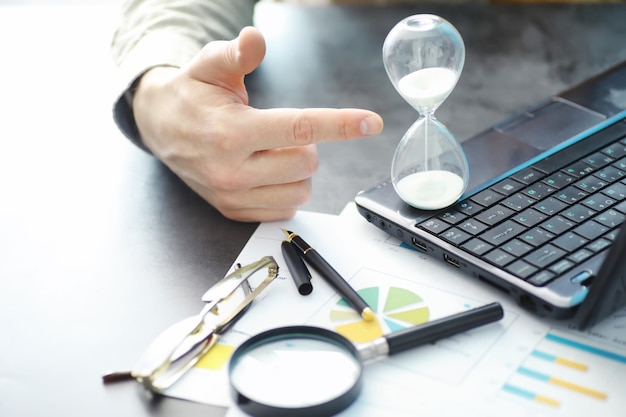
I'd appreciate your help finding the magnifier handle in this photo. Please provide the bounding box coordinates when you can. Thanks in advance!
[385,302,503,355]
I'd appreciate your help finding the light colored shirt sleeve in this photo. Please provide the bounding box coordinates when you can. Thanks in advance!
[111,0,257,150]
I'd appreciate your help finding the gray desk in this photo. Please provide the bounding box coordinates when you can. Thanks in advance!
[1,2,625,417]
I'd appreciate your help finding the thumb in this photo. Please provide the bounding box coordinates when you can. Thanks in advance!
[185,27,266,102]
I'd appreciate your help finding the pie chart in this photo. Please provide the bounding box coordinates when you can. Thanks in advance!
[330,286,430,343]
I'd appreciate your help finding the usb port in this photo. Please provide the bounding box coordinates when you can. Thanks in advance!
[411,237,428,252]
[443,253,460,268]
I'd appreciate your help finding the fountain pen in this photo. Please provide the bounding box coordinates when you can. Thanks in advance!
[283,229,375,322]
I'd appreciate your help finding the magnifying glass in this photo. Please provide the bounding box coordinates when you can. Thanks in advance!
[228,302,503,417]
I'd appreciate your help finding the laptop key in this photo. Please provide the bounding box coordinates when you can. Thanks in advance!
[552,232,589,252]
[543,171,575,189]
[603,229,620,241]
[461,238,493,256]
[484,248,516,267]
[506,260,537,279]
[586,238,612,253]
[573,220,609,240]
[453,200,482,216]
[573,177,608,193]
[602,142,626,159]
[471,188,504,207]
[602,182,626,199]
[439,227,472,245]
[475,205,515,226]
[418,218,451,234]
[491,178,524,196]
[554,185,588,204]
[527,270,556,286]
[501,239,533,257]
[561,203,597,223]
[524,244,567,269]
[511,208,547,227]
[479,220,526,245]
[594,165,625,183]
[518,227,555,247]
[568,248,594,264]
[458,219,489,236]
[613,200,626,214]
[523,182,557,200]
[511,167,545,185]
[583,151,614,168]
[535,197,568,215]
[563,161,595,178]
[540,216,575,235]
[595,209,625,228]
[502,193,535,211]
[613,157,626,171]
[549,259,575,275]
[582,195,615,211]
[438,210,467,225]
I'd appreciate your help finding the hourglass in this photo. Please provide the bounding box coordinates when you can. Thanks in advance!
[383,14,469,210]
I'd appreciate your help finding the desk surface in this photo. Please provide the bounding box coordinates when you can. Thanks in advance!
[1,2,626,417]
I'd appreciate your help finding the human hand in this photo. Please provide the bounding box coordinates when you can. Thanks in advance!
[132,26,384,222]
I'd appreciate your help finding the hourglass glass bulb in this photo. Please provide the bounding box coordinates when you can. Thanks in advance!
[383,14,464,114]
[383,14,469,210]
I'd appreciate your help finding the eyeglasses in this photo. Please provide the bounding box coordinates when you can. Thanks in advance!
[102,256,279,393]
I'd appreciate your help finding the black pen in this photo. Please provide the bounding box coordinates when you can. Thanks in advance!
[283,229,375,322]
[281,240,313,295]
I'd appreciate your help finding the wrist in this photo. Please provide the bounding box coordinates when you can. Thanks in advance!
[132,66,179,153]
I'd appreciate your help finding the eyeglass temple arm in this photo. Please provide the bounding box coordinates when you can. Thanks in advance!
[143,257,280,390]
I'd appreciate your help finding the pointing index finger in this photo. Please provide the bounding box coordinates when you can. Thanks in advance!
[247,108,384,151]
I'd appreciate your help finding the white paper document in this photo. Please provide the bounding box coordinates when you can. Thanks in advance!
[163,204,626,417]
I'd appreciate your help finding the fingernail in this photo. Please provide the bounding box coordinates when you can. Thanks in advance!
[360,116,383,136]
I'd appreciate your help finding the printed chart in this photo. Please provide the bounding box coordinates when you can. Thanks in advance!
[501,330,626,415]
[309,267,513,385]
[330,286,430,343]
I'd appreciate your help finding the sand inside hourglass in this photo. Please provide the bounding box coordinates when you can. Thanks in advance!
[397,67,457,109]
[396,170,464,210]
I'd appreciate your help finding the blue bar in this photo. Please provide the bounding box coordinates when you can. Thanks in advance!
[502,383,535,400]
[532,350,557,362]
[546,333,626,364]
[517,366,550,382]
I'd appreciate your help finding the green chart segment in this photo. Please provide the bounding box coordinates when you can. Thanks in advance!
[330,286,430,343]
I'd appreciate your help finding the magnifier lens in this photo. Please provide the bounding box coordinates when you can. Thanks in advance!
[229,327,363,417]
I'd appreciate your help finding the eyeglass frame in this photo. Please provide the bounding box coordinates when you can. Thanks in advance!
[102,255,279,393]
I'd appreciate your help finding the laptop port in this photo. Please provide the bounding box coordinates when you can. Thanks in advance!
[478,275,510,294]
[519,294,537,313]
[443,253,460,268]
[411,237,428,252]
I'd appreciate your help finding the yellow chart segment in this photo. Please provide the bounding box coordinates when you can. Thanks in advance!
[195,344,235,370]
[330,286,430,343]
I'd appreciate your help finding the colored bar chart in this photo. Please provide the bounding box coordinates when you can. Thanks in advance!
[516,366,607,400]
[502,330,626,411]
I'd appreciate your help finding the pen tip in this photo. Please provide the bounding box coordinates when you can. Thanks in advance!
[282,229,296,240]
[361,307,376,322]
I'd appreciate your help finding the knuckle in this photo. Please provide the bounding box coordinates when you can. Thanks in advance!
[302,146,319,176]
[292,179,313,206]
[289,113,318,145]
[338,118,350,140]
[206,169,244,192]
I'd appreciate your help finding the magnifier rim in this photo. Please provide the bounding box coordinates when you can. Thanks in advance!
[229,325,363,417]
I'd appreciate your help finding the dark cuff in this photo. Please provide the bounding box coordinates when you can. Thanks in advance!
[112,76,152,154]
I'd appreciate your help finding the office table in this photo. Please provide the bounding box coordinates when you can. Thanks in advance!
[1,2,625,416]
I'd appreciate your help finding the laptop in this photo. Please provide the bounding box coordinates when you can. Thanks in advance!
[355,60,626,329]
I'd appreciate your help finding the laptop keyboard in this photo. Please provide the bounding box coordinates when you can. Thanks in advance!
[417,122,626,287]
